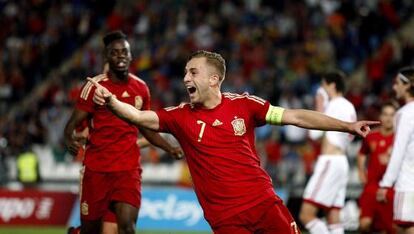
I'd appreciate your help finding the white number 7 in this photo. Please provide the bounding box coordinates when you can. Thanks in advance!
[196,120,206,142]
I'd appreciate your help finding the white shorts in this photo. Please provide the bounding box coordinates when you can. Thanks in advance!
[303,155,349,209]
[394,191,414,225]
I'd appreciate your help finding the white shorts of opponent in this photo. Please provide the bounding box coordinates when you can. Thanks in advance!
[394,191,414,225]
[303,155,349,209]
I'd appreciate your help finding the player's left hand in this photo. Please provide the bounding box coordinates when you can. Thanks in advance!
[376,188,388,203]
[351,120,381,138]
[169,147,184,160]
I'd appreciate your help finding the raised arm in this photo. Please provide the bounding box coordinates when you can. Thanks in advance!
[87,78,160,130]
[281,109,379,138]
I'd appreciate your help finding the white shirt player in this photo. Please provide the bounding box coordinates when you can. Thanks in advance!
[309,96,357,150]
[303,96,357,214]
[380,101,414,191]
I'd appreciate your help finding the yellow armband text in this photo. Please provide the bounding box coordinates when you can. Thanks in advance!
[265,105,285,125]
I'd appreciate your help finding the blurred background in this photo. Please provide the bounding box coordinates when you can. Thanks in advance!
[0,0,414,233]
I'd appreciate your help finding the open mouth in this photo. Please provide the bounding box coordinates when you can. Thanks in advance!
[116,61,127,68]
[187,87,196,94]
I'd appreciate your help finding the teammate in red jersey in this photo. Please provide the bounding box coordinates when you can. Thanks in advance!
[357,102,397,234]
[88,50,379,234]
[64,31,182,234]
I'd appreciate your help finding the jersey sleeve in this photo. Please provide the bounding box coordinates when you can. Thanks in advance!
[380,112,413,188]
[242,94,272,127]
[156,106,181,133]
[75,80,96,113]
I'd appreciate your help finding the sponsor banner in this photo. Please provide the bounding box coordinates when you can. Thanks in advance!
[70,186,286,231]
[0,189,77,225]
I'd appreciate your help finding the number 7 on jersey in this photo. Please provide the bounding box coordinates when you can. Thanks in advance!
[197,120,206,142]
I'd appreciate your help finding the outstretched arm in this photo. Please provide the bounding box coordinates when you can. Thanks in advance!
[281,108,379,138]
[87,78,160,130]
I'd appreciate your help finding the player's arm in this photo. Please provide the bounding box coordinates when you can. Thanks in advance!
[87,78,160,130]
[139,128,183,159]
[64,109,89,155]
[265,105,379,138]
[357,152,368,185]
[137,137,150,148]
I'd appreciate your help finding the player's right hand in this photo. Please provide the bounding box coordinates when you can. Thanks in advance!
[169,147,184,160]
[351,120,381,138]
[357,170,367,185]
[87,77,113,105]
[376,187,388,203]
[65,135,86,156]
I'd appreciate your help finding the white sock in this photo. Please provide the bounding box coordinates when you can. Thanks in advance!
[305,219,330,234]
[328,223,344,234]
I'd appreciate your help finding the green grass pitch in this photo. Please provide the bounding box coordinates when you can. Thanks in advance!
[0,226,213,234]
[0,226,362,233]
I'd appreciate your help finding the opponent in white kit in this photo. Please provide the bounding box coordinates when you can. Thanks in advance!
[300,71,357,234]
[377,67,414,234]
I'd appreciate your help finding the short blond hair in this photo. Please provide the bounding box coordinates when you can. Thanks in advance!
[188,50,226,82]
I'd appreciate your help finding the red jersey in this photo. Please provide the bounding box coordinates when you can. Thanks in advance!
[76,73,150,172]
[359,130,394,185]
[156,92,280,226]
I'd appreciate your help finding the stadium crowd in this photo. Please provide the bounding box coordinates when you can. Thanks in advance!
[1,0,414,189]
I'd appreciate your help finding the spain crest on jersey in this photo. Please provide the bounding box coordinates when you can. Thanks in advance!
[231,117,246,136]
[135,96,143,109]
[81,201,89,215]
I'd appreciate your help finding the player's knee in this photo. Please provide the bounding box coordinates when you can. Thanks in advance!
[118,219,135,234]
[359,219,371,233]
[299,210,312,225]
[117,222,135,234]
[299,205,316,225]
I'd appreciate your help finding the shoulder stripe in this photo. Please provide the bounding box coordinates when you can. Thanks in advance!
[164,102,189,111]
[247,96,265,105]
[80,74,106,100]
[129,74,147,85]
[223,92,265,105]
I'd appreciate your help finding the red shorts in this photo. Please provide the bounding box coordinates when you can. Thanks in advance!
[359,185,394,233]
[212,196,301,234]
[103,210,117,223]
[80,167,142,220]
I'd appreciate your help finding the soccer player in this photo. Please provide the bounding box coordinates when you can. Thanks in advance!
[358,102,397,234]
[377,67,414,234]
[299,71,356,234]
[88,50,379,234]
[64,31,182,234]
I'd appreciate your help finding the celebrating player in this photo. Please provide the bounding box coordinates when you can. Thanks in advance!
[88,50,379,234]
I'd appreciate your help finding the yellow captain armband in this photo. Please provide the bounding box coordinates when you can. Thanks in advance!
[265,105,285,125]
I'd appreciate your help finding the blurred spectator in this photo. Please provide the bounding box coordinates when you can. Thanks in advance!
[17,146,41,188]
